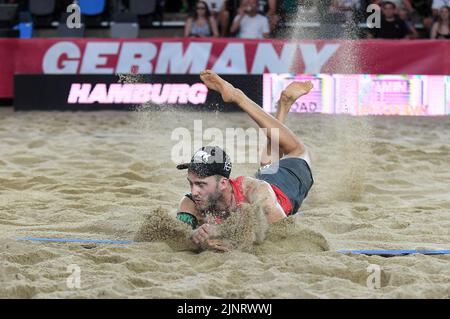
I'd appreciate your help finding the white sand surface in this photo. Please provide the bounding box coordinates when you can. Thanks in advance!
[1,107,450,298]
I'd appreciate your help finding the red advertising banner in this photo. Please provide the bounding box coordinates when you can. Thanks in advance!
[1,38,450,98]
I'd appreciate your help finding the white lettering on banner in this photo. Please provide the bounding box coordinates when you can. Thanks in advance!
[168,84,190,104]
[151,84,170,104]
[132,84,152,103]
[155,43,212,73]
[43,41,81,73]
[67,83,91,103]
[86,83,108,103]
[299,44,340,74]
[67,83,208,105]
[212,43,246,74]
[189,83,208,104]
[251,43,297,74]
[116,43,158,73]
[43,41,341,74]
[108,84,133,103]
[80,42,120,74]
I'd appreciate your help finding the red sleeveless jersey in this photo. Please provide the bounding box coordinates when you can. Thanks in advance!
[228,176,293,215]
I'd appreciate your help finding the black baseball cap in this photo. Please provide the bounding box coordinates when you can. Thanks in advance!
[176,146,232,178]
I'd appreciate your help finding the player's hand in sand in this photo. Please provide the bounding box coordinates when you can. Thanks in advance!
[191,224,232,252]
[191,223,219,246]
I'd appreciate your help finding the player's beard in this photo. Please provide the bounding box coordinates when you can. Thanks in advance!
[196,186,224,213]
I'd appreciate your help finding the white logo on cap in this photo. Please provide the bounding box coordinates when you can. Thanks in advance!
[193,151,211,164]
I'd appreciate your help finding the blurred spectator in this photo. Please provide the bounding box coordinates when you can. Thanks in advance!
[399,7,419,38]
[406,0,433,36]
[430,5,450,38]
[203,0,230,36]
[329,0,360,21]
[229,0,278,32]
[432,0,450,16]
[367,0,413,13]
[367,0,432,38]
[390,0,414,12]
[184,0,219,37]
[370,1,409,38]
[230,0,270,38]
[257,0,279,32]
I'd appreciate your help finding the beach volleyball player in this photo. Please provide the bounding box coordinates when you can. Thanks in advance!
[176,70,314,251]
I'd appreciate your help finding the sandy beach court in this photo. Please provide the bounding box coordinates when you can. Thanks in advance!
[1,108,450,298]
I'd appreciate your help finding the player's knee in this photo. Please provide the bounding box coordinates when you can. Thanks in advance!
[287,143,306,157]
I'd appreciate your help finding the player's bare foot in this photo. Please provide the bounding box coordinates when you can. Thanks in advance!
[276,81,313,119]
[275,81,313,120]
[281,81,313,105]
[200,70,240,103]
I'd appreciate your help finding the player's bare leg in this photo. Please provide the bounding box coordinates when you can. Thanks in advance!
[260,81,313,165]
[200,70,312,164]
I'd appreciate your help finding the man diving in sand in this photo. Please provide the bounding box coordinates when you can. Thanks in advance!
[176,70,314,251]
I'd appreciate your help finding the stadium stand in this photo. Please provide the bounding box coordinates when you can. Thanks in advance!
[29,0,55,27]
[78,0,107,15]
[14,11,33,38]
[0,0,444,39]
[110,11,139,38]
[128,0,158,27]
[78,0,108,27]
[0,3,19,37]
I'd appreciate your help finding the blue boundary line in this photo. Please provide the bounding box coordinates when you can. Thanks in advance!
[15,238,450,255]
[16,237,134,245]
[338,249,450,255]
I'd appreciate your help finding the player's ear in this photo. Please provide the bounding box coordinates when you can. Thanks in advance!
[217,176,228,190]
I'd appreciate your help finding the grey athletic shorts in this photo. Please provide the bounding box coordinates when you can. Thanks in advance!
[254,157,314,214]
